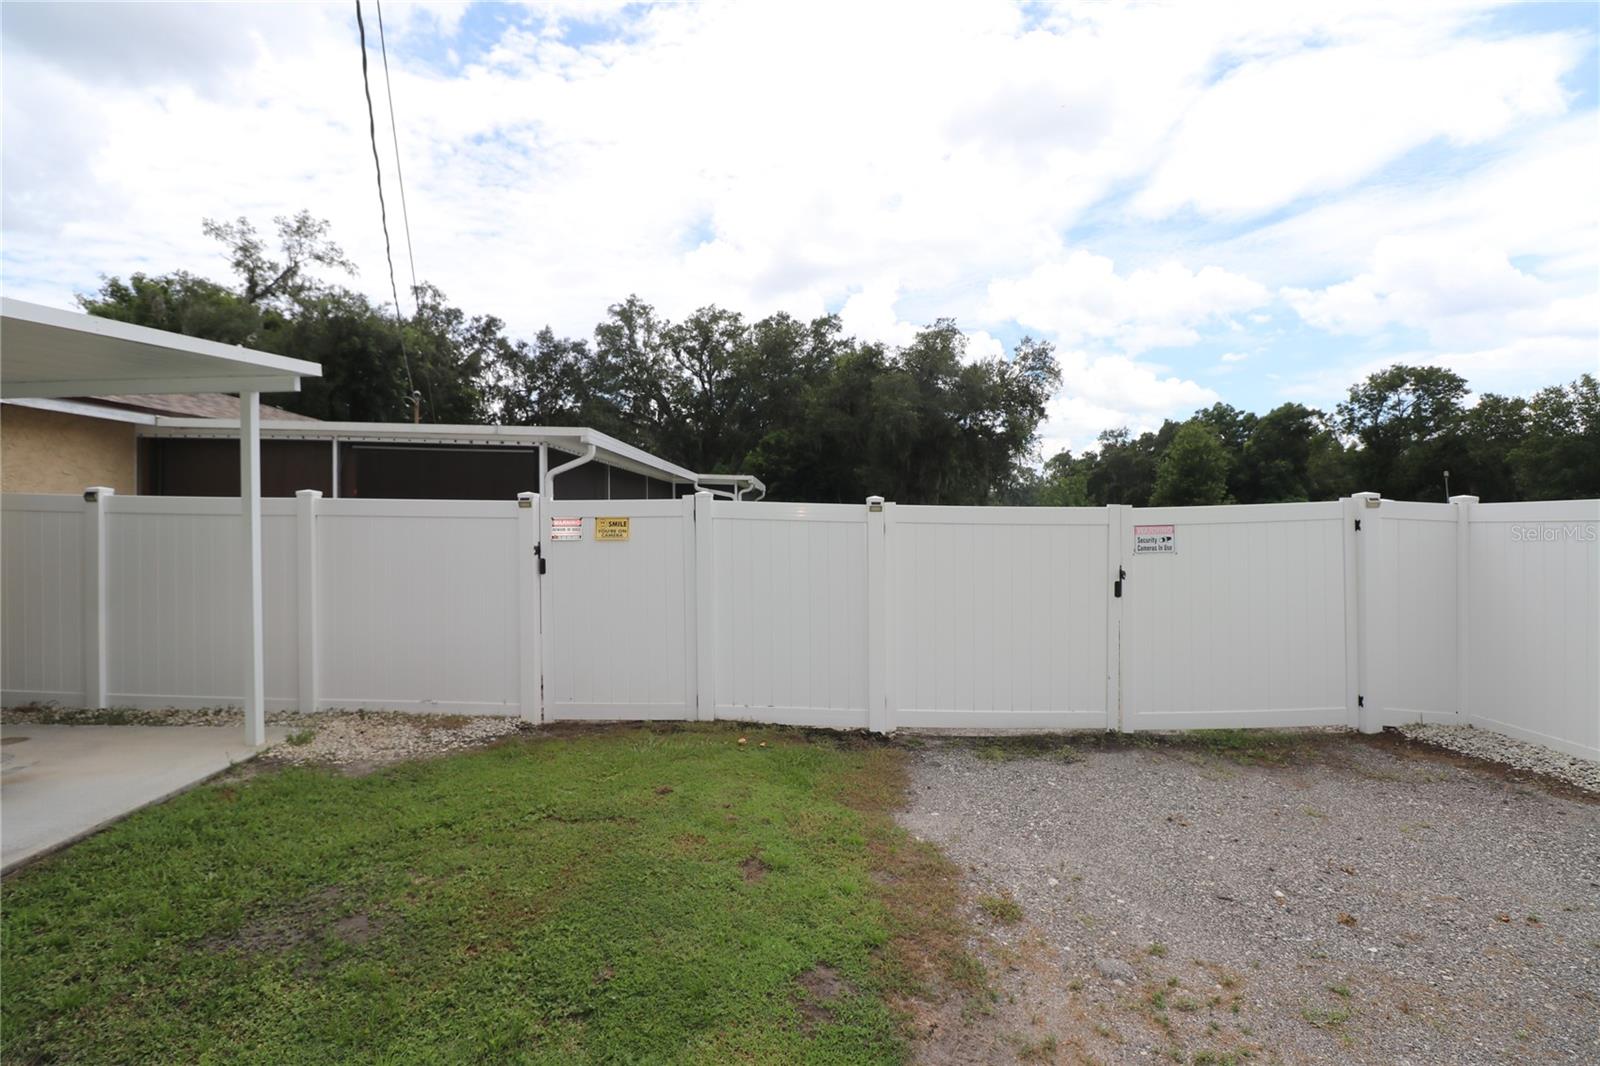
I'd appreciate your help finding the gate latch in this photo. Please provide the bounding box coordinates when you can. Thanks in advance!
[1114,565,1126,598]
[535,543,546,575]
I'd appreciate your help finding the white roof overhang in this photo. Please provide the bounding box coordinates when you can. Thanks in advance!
[1,298,319,399]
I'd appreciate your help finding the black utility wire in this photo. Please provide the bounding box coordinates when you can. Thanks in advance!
[354,0,415,397]
[375,0,420,309]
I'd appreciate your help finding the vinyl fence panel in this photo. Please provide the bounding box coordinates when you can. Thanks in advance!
[889,506,1112,729]
[1464,500,1599,760]
[316,499,523,714]
[1365,501,1459,724]
[1,494,86,705]
[710,501,869,727]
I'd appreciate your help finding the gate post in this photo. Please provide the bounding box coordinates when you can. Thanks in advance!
[517,492,543,724]
[1450,495,1478,725]
[295,490,321,714]
[82,486,113,710]
[1104,503,1125,732]
[1351,491,1383,733]
[866,496,890,733]
[694,491,717,721]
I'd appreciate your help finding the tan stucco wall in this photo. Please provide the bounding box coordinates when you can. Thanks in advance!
[0,405,138,495]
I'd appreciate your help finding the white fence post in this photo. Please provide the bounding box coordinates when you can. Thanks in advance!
[694,491,717,721]
[81,486,113,709]
[1450,494,1478,724]
[866,495,889,733]
[1341,495,1362,728]
[1104,503,1124,731]
[881,499,897,733]
[517,492,543,724]
[295,490,321,714]
[1352,491,1383,733]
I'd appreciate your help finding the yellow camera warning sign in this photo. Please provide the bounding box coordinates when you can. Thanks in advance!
[595,516,631,542]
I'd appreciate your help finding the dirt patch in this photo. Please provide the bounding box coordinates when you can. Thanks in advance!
[793,963,854,1032]
[740,853,770,883]
[203,885,386,957]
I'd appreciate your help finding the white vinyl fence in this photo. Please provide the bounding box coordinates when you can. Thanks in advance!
[3,490,1596,758]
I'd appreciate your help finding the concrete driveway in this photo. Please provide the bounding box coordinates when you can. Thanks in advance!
[1,724,283,874]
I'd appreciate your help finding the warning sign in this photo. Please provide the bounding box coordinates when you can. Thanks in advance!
[1133,524,1176,554]
[551,516,583,541]
[595,516,631,542]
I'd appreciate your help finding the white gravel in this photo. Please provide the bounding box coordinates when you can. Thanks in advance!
[1398,722,1600,793]
[0,706,528,769]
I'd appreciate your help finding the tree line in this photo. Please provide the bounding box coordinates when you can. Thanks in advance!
[80,213,1597,504]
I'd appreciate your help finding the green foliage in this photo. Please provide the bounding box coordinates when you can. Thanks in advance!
[78,212,1597,504]
[1151,422,1232,506]
[1,727,941,1064]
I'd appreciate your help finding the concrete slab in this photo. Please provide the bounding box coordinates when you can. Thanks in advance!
[0,724,285,874]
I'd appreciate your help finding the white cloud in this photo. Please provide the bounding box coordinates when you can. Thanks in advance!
[1039,353,1221,456]
[1136,28,1581,218]
[1284,235,1597,350]
[0,0,1594,447]
[984,251,1268,353]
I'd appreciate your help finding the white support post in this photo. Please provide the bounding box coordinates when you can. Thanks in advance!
[517,491,543,724]
[1104,504,1124,731]
[1450,495,1478,724]
[295,490,321,714]
[881,500,898,733]
[1340,495,1363,729]
[1352,491,1383,734]
[693,491,717,721]
[81,486,113,709]
[865,496,889,733]
[240,392,265,746]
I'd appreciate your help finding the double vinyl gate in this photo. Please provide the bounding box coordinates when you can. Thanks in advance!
[537,495,1363,733]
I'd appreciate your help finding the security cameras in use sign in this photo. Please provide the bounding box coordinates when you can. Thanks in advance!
[1133,524,1177,554]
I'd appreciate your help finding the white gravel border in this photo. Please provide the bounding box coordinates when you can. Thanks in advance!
[1397,722,1600,793]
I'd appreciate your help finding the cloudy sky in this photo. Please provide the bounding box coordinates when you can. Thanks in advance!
[3,1,1596,454]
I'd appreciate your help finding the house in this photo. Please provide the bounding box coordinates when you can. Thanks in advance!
[2,398,764,502]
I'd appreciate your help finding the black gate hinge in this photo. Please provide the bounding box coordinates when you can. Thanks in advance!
[1358,695,1364,707]
[1354,519,1362,531]
[1114,565,1126,598]
[535,543,546,575]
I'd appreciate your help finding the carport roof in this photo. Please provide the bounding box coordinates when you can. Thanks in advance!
[0,298,320,399]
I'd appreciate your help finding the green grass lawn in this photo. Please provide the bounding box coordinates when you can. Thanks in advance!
[1,725,974,1064]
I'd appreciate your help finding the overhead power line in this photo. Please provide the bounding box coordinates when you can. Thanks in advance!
[374,0,420,309]
[354,0,415,398]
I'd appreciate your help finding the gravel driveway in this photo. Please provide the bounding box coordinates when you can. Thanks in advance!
[898,732,1600,1065]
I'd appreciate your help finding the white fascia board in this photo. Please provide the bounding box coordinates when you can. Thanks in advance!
[4,375,304,399]
[1,398,160,425]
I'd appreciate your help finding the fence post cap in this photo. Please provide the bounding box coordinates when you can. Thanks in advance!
[82,486,115,501]
[1448,495,1480,505]
[295,489,323,499]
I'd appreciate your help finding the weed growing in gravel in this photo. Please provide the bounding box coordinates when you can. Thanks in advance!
[1327,982,1351,998]
[1148,941,1169,957]
[1013,1033,1058,1061]
[977,893,1023,923]
[286,728,316,746]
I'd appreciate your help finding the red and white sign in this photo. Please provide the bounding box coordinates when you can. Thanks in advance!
[1133,524,1177,554]
[550,516,583,541]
